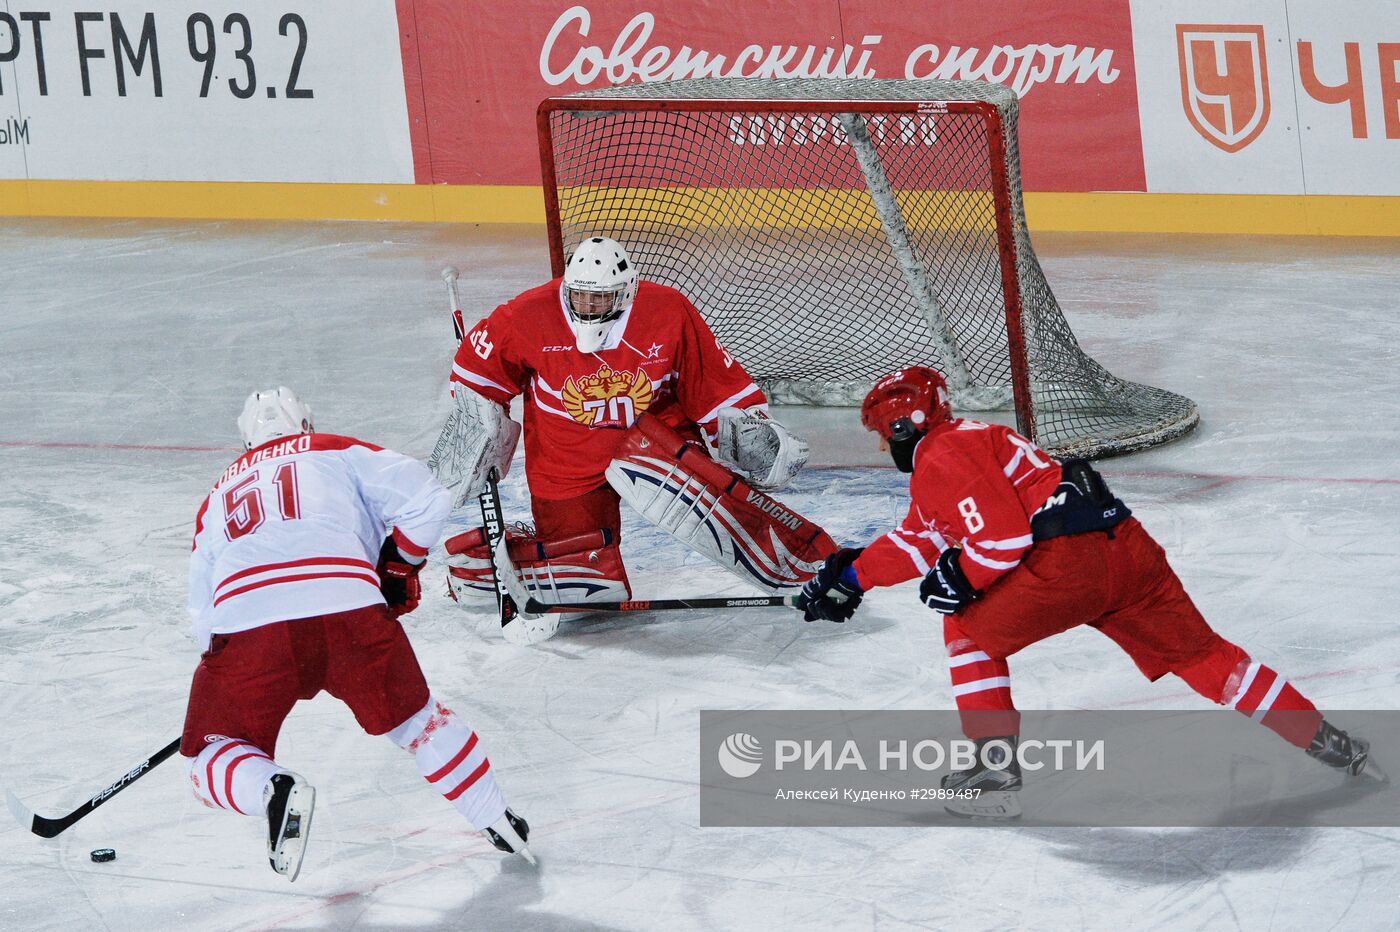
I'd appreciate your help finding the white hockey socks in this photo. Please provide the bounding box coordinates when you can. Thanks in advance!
[188,738,284,816]
[388,697,507,831]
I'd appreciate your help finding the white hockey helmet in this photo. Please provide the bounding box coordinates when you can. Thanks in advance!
[237,386,314,450]
[562,236,638,352]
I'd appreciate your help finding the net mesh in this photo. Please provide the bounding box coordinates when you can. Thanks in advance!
[542,78,1198,457]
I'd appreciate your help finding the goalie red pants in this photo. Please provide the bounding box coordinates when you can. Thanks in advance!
[944,517,1322,748]
[180,604,430,758]
[531,483,623,541]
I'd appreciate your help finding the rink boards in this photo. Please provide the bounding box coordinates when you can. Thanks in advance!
[0,0,1396,232]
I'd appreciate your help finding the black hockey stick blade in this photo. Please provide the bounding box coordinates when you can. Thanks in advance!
[525,595,800,614]
[7,737,182,838]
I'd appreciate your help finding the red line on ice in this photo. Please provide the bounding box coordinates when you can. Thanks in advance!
[0,440,227,452]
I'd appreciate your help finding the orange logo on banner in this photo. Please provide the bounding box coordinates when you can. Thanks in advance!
[562,364,653,427]
[1176,24,1271,153]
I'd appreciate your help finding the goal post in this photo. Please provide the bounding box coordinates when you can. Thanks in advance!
[537,78,1198,458]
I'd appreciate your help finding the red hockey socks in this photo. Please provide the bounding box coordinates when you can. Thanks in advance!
[944,618,1020,739]
[1175,640,1322,748]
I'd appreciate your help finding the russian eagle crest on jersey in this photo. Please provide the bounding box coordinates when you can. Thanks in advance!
[451,278,765,500]
[561,363,654,428]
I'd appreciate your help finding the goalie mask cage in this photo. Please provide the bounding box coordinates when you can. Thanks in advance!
[537,78,1199,458]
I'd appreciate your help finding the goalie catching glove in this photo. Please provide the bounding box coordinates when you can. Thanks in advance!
[795,547,864,622]
[712,406,809,491]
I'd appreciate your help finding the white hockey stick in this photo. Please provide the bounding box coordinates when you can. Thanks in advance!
[478,468,559,645]
[442,266,466,342]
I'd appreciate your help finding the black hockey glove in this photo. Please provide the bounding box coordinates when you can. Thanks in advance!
[377,538,424,619]
[796,548,865,623]
[920,548,979,615]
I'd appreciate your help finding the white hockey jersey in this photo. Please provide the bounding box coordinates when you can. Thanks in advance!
[188,433,451,650]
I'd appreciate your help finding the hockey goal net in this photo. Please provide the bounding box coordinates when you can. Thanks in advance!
[537,78,1198,458]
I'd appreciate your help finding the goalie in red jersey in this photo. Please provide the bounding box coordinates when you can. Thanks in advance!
[796,365,1373,819]
[430,236,833,629]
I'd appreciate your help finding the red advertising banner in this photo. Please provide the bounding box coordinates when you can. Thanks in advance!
[397,0,1146,192]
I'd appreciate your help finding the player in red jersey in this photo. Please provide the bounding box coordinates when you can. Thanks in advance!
[184,387,532,879]
[797,366,1372,818]
[431,236,832,623]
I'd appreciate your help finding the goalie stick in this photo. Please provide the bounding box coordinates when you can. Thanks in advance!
[442,266,466,342]
[478,467,559,645]
[524,595,799,614]
[7,736,181,838]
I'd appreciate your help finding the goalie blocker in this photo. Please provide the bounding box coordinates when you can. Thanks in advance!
[447,414,834,612]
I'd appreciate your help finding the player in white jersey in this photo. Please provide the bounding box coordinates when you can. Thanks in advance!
[183,387,532,880]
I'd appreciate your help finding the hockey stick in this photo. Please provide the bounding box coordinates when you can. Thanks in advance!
[525,595,799,614]
[6,736,181,838]
[442,266,466,342]
[478,468,559,644]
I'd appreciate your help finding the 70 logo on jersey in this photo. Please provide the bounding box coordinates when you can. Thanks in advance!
[579,394,638,425]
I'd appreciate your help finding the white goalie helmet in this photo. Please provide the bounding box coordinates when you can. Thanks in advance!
[562,236,639,352]
[237,386,314,450]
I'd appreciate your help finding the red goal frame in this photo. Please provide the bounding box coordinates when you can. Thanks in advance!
[536,95,1035,439]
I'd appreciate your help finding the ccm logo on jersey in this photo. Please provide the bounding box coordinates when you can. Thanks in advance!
[542,345,575,352]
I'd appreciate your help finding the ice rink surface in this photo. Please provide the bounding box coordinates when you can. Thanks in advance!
[1,218,1398,930]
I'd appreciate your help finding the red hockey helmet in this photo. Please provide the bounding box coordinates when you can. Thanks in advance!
[860,367,952,441]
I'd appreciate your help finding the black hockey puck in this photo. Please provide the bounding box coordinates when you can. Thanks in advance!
[90,848,116,863]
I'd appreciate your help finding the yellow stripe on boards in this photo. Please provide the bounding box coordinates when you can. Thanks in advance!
[0,180,1395,236]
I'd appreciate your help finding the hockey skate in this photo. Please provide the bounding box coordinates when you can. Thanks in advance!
[1307,720,1380,779]
[942,737,1022,821]
[264,772,315,881]
[484,807,535,864]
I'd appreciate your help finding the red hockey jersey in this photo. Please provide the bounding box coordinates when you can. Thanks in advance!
[852,420,1063,592]
[451,278,766,500]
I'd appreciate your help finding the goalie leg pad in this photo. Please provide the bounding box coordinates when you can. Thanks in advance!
[446,526,630,608]
[606,414,835,592]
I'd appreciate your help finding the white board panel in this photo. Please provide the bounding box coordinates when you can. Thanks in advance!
[0,1,413,183]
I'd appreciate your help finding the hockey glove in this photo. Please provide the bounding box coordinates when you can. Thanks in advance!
[796,548,864,623]
[377,538,424,618]
[920,548,979,615]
